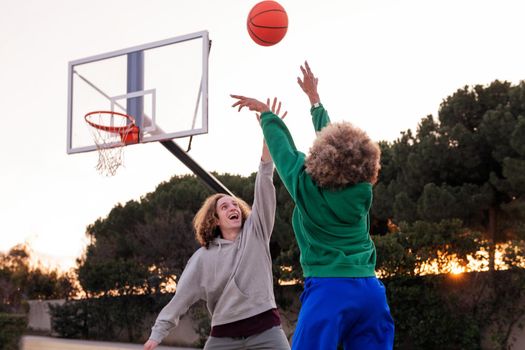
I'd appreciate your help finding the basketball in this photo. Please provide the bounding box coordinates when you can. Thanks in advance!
[247,1,288,46]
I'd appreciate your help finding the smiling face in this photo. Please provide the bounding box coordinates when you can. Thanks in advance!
[215,196,243,235]
[194,194,252,248]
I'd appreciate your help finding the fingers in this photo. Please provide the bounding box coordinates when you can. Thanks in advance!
[276,101,282,116]
[299,65,307,83]
[298,61,316,90]
[267,97,280,114]
[231,101,245,112]
[305,60,312,75]
[271,97,277,113]
[231,94,251,112]
[231,100,247,112]
[266,97,287,119]
[304,61,315,80]
[301,62,311,78]
[297,76,305,90]
[230,94,245,99]
[230,94,243,108]
[144,340,158,350]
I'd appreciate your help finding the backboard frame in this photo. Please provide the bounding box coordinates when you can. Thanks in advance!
[66,30,210,154]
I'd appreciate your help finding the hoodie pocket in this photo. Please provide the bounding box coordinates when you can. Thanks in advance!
[214,278,251,317]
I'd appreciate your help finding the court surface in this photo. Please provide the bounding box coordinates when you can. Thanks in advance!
[21,335,201,350]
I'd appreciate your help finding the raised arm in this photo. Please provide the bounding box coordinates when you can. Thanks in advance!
[257,98,288,163]
[231,95,302,197]
[250,153,276,240]
[298,61,330,132]
[259,112,304,197]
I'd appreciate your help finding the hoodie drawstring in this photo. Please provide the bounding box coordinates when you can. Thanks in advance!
[215,241,222,278]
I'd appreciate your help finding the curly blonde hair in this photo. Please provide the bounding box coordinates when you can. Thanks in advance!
[193,194,251,248]
[305,121,381,189]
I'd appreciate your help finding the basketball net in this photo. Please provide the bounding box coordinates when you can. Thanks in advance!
[84,111,139,176]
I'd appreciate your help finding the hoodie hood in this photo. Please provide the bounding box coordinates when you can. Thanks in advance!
[322,183,372,225]
[299,177,372,229]
[212,237,237,246]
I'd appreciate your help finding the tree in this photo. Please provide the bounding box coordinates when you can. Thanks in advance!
[77,200,150,296]
[76,171,298,296]
[0,244,76,314]
[373,80,525,270]
[0,245,29,313]
[371,80,525,349]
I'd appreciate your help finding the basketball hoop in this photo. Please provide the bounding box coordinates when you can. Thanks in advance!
[84,111,139,176]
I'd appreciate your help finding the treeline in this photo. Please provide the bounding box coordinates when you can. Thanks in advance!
[0,245,77,350]
[0,245,77,313]
[71,79,525,348]
[3,80,525,349]
[76,80,525,288]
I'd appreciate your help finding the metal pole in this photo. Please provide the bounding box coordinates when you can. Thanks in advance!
[160,140,233,196]
[127,52,144,131]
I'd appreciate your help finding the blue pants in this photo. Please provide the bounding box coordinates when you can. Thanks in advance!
[291,277,394,350]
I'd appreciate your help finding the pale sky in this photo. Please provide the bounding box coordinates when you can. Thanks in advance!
[2,0,525,271]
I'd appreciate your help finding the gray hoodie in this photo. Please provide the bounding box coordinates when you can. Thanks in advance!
[149,160,277,343]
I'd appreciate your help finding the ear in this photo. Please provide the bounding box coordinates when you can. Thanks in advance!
[213,214,222,227]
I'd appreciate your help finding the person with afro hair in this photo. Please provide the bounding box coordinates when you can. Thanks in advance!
[231,61,394,350]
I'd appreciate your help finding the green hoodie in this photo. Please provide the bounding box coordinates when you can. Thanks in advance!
[260,104,376,278]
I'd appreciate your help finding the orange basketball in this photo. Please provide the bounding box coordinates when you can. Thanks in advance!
[247,1,288,46]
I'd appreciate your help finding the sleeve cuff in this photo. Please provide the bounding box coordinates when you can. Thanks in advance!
[148,332,163,344]
[310,102,323,112]
[259,110,275,121]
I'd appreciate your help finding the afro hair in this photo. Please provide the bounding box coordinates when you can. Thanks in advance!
[305,121,381,189]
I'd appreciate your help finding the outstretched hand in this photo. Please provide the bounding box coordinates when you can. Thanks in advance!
[230,95,270,114]
[144,339,159,350]
[231,95,288,120]
[297,61,320,105]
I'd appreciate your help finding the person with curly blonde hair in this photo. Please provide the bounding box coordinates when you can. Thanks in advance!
[192,193,251,248]
[144,100,290,350]
[231,62,394,350]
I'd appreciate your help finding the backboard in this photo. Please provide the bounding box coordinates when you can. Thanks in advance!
[67,30,210,154]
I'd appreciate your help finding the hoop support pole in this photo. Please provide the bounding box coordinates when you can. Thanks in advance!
[160,140,233,196]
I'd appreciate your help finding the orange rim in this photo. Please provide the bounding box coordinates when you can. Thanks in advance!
[84,111,136,134]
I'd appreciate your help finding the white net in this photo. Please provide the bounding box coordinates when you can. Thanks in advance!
[85,111,138,176]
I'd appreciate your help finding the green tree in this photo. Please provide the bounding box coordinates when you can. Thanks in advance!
[0,244,76,314]
[77,200,150,296]
[0,245,29,313]
[372,80,525,349]
[374,81,525,268]
[76,171,297,296]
